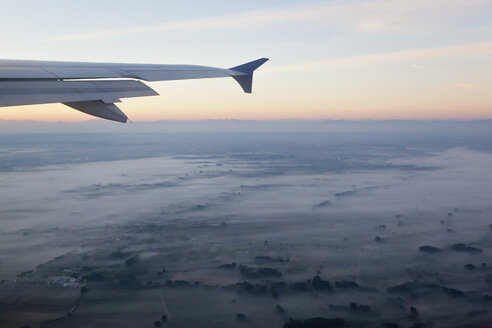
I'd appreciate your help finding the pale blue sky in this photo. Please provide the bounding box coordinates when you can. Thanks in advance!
[1,1,492,121]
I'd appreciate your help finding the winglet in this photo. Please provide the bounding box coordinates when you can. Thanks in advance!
[229,58,269,93]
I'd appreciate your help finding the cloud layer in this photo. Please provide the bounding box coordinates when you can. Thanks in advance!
[262,41,492,73]
[39,0,491,43]
[457,83,480,89]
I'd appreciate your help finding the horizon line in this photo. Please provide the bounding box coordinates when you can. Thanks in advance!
[2,118,492,124]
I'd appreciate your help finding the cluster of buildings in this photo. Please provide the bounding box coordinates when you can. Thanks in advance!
[46,276,82,288]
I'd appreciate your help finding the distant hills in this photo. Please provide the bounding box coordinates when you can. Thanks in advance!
[2,118,492,134]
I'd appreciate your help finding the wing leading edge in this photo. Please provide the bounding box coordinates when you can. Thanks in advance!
[0,58,268,123]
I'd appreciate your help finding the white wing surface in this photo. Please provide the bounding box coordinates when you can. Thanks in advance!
[0,58,268,122]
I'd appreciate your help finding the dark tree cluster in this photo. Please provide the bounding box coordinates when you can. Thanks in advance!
[17,270,33,278]
[487,273,492,283]
[350,302,371,314]
[312,275,332,291]
[239,265,282,279]
[284,317,345,328]
[287,277,374,293]
[109,250,130,259]
[387,281,464,299]
[270,281,286,298]
[292,282,309,291]
[156,267,167,276]
[387,282,414,294]
[409,324,428,328]
[329,302,373,314]
[218,262,236,269]
[483,294,492,301]
[381,323,399,328]
[418,245,441,253]
[465,309,488,319]
[314,200,331,207]
[125,254,140,267]
[254,255,289,264]
[334,281,359,289]
[235,281,287,297]
[442,286,463,297]
[151,313,169,327]
[409,306,418,319]
[449,243,482,254]
[236,281,268,295]
[165,280,199,287]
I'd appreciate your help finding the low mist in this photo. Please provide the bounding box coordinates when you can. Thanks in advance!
[1,120,491,327]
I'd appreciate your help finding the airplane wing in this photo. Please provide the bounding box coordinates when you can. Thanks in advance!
[0,58,268,123]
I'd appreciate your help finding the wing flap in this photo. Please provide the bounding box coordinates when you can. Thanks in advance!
[63,101,128,123]
[0,80,158,107]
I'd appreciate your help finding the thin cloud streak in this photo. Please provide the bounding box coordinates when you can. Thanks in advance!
[457,82,480,88]
[39,0,490,43]
[39,5,337,43]
[410,64,440,72]
[263,41,492,73]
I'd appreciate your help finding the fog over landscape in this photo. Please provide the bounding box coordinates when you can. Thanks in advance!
[1,120,492,328]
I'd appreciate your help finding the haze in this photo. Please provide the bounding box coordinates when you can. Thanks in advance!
[1,121,492,327]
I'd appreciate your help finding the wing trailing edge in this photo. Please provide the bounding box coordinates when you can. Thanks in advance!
[0,80,157,123]
[0,80,158,107]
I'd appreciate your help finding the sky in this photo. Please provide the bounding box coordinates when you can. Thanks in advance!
[1,0,492,122]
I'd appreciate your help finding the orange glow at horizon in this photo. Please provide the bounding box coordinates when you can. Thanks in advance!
[2,101,492,122]
[1,65,491,123]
